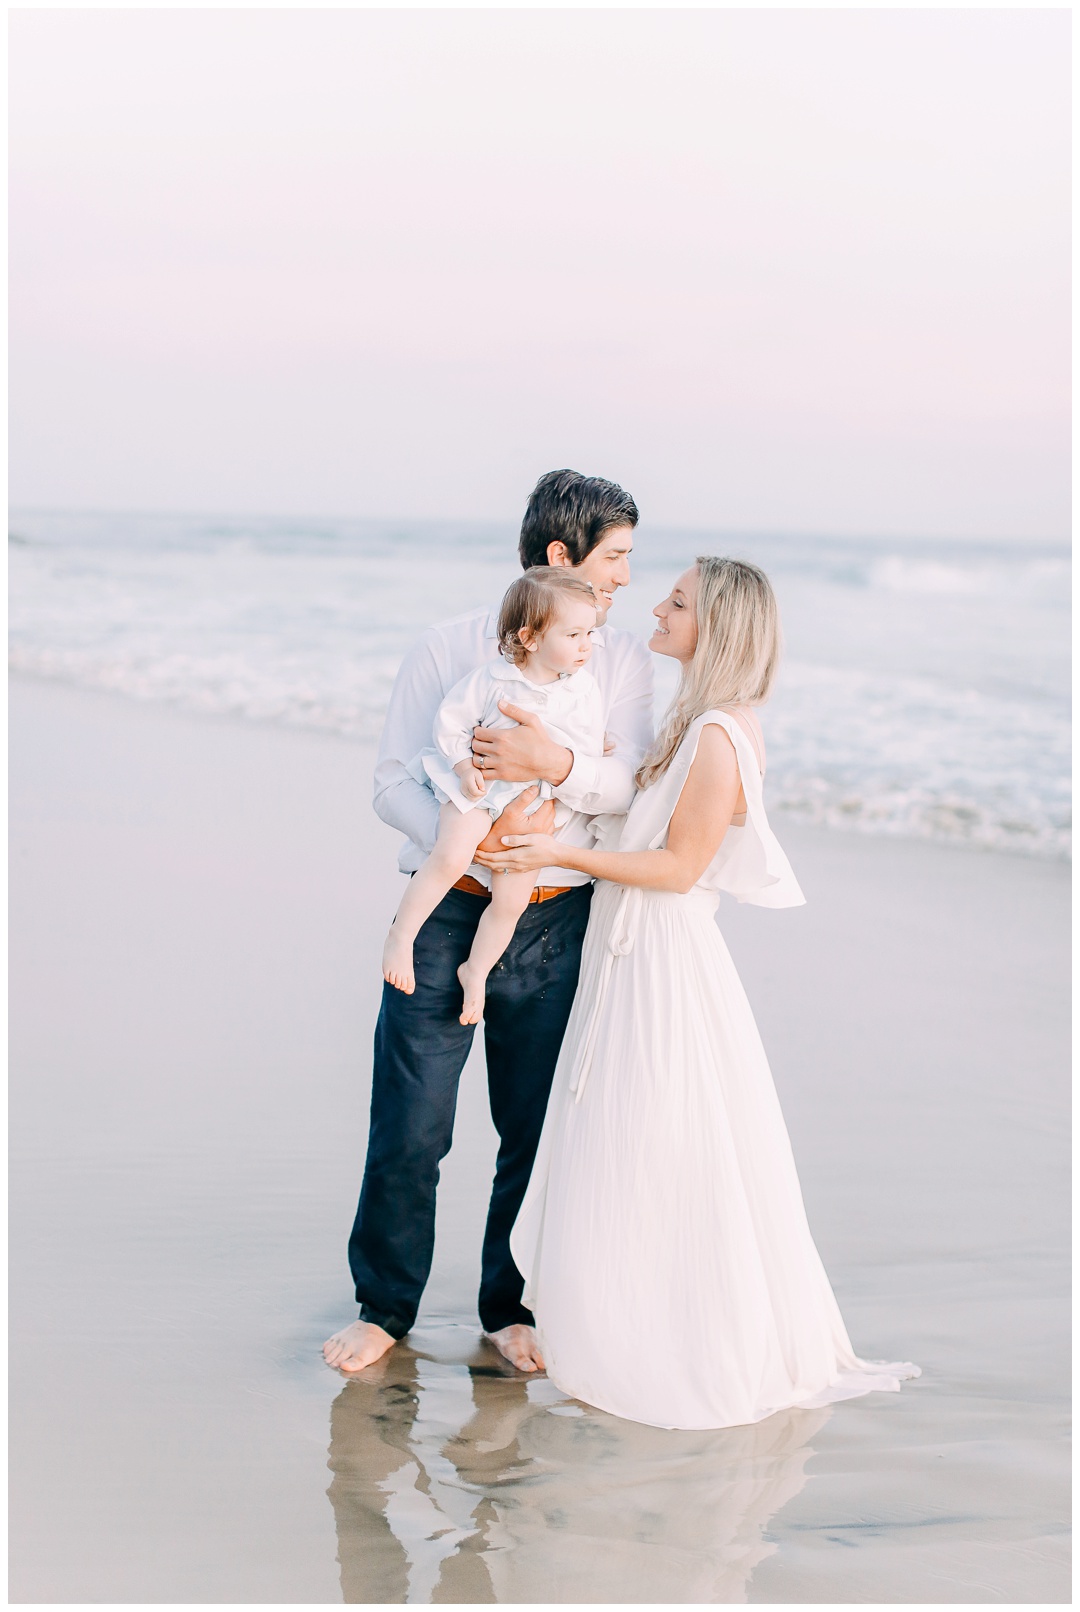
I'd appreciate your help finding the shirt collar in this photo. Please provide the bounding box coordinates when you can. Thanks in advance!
[489,660,594,690]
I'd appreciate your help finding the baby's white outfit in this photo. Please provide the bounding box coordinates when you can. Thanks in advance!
[408,659,605,829]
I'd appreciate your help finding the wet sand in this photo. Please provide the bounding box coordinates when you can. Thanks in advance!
[9,678,1070,1603]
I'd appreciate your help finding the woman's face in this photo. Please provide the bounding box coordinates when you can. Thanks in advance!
[650,567,699,662]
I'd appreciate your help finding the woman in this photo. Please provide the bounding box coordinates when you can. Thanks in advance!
[476,557,918,1431]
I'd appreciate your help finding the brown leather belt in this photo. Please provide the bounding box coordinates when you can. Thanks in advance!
[453,874,573,905]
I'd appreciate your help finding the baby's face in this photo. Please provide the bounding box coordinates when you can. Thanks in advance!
[530,598,599,677]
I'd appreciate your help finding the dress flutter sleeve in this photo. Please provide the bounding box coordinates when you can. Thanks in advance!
[617,711,805,908]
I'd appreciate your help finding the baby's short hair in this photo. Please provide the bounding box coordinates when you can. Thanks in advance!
[498,567,599,666]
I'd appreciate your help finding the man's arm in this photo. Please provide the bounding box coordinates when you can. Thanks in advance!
[372,635,447,856]
[554,642,654,814]
[471,640,654,816]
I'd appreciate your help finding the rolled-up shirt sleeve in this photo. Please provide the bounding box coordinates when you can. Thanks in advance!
[553,638,654,816]
[372,635,446,857]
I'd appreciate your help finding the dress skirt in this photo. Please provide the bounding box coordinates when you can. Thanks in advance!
[511,880,919,1431]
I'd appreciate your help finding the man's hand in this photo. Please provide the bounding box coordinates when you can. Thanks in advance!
[472,700,573,786]
[476,785,556,856]
[454,757,487,801]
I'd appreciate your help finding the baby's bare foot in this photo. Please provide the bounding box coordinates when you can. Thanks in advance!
[485,1323,545,1373]
[383,927,415,994]
[457,961,487,1025]
[323,1319,396,1373]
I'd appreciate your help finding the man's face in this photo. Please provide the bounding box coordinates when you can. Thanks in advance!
[549,526,633,625]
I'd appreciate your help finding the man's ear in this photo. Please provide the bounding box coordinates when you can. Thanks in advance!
[546,540,572,568]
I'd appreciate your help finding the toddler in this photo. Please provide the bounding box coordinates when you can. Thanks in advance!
[383,568,604,1025]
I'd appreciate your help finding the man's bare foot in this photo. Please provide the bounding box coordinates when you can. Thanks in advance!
[457,961,487,1025]
[383,927,415,994]
[485,1323,545,1373]
[323,1319,396,1373]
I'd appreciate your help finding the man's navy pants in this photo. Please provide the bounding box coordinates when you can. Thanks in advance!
[347,881,593,1338]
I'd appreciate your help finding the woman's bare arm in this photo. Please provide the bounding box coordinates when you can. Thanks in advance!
[475,724,742,894]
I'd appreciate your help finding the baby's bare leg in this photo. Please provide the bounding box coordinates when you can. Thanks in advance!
[457,870,536,1025]
[383,805,491,994]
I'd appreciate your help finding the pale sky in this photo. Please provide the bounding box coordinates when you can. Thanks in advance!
[9,7,1071,540]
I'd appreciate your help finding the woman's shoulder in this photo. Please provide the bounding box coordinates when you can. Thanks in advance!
[672,722,742,797]
[692,706,765,767]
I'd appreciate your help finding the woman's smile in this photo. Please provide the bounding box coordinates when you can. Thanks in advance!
[650,566,699,661]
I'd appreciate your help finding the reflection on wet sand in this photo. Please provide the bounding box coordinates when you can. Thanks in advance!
[326,1321,829,1604]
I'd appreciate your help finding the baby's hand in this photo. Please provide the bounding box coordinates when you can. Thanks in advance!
[603,732,616,755]
[455,759,487,800]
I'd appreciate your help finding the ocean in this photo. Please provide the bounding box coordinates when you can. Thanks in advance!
[8,509,1070,859]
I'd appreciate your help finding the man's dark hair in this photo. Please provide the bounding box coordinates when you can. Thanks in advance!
[518,469,639,570]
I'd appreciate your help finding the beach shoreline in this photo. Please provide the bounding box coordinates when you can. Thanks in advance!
[9,678,1070,1603]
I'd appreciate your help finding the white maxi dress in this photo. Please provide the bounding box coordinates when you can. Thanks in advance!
[511,710,919,1431]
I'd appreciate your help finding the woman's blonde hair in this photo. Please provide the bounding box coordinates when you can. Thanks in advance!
[636,556,781,789]
[498,567,598,665]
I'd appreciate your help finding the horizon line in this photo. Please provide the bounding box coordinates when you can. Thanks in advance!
[7,503,1069,551]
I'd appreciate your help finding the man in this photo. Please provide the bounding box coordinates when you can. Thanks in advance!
[324,470,653,1373]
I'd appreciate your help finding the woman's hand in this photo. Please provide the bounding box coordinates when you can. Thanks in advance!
[474,832,564,876]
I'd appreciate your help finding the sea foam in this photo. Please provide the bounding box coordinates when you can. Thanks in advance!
[8,511,1070,859]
